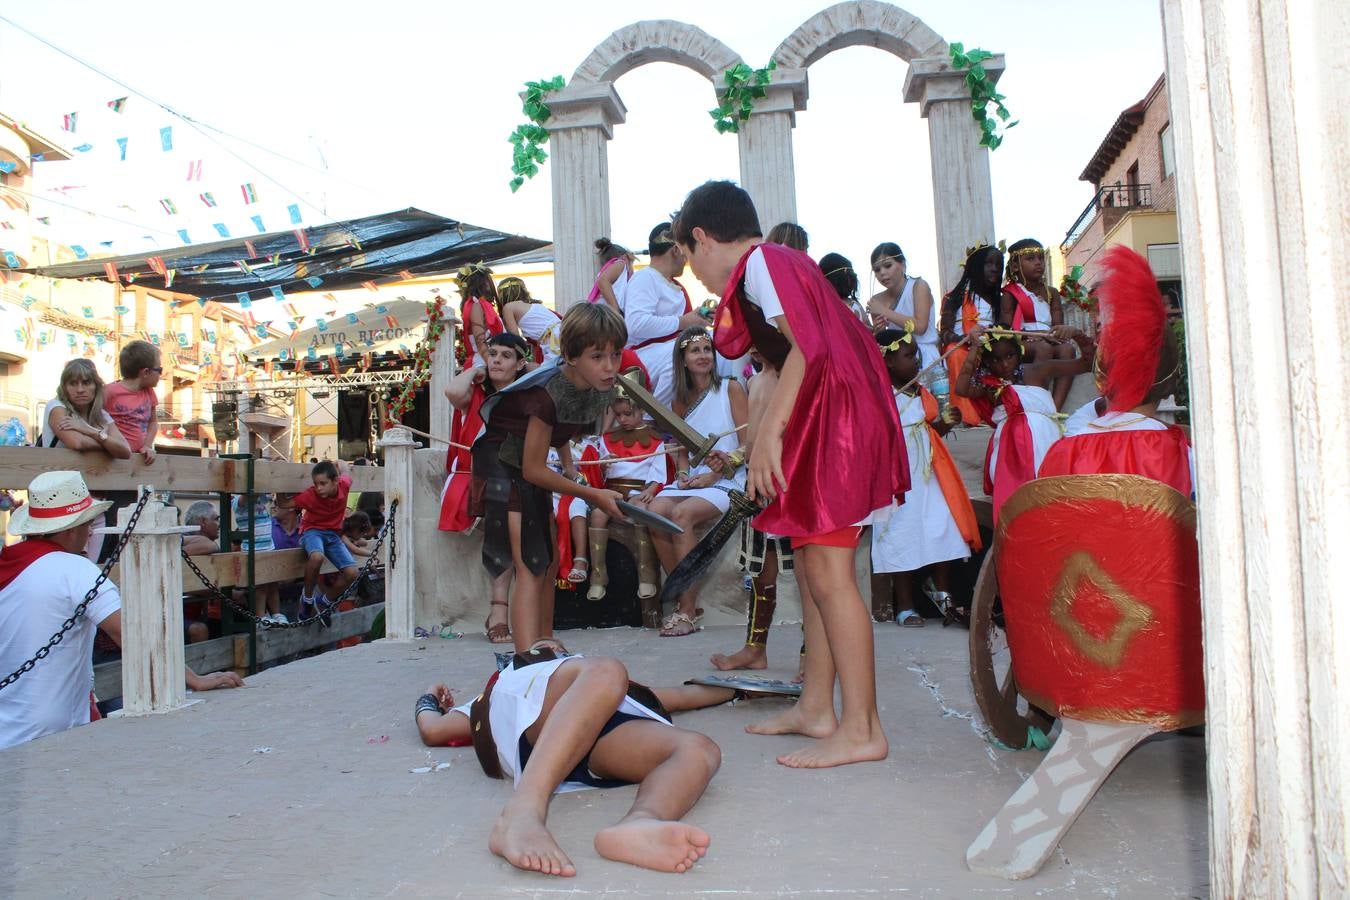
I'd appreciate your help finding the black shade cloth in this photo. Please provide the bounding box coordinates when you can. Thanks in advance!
[21,208,548,301]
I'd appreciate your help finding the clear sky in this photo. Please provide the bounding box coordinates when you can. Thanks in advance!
[0,0,1166,303]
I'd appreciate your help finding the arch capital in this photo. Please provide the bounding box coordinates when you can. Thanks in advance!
[903,54,1006,117]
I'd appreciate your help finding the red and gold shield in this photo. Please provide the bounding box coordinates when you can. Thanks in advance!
[996,475,1204,730]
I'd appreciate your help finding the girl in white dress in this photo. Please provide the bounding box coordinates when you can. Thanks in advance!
[939,245,1002,425]
[589,238,634,314]
[955,327,1096,520]
[866,243,939,367]
[647,328,748,636]
[870,329,980,626]
[498,276,562,365]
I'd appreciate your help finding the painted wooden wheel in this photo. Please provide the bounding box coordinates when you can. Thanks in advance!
[968,539,1054,749]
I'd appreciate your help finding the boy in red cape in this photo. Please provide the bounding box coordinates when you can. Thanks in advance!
[672,180,906,768]
[1038,246,1193,494]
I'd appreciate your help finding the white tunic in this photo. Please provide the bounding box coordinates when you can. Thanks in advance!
[1006,283,1053,332]
[601,433,668,491]
[487,654,670,792]
[889,277,940,367]
[657,380,743,514]
[517,304,562,364]
[625,267,688,406]
[871,391,970,572]
[950,295,996,336]
[987,384,1063,482]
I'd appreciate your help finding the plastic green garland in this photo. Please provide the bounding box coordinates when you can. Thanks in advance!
[948,43,1016,150]
[709,60,777,134]
[384,295,448,428]
[508,75,565,192]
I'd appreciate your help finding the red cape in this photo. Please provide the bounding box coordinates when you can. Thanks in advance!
[714,243,905,535]
[1038,427,1193,496]
[438,384,487,532]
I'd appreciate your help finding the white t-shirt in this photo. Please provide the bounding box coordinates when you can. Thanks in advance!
[39,399,116,450]
[0,549,121,749]
[744,247,785,325]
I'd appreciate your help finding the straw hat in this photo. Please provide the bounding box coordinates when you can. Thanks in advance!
[7,471,113,537]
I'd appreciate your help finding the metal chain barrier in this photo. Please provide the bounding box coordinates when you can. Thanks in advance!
[180,500,398,630]
[0,488,153,692]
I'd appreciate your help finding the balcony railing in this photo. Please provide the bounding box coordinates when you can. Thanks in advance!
[1063,183,1153,248]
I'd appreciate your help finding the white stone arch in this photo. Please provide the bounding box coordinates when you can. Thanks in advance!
[771,1,1001,293]
[571,20,742,85]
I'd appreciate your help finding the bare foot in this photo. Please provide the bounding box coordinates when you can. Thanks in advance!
[489,804,576,877]
[594,817,710,873]
[777,725,889,769]
[709,645,767,671]
[745,704,836,738]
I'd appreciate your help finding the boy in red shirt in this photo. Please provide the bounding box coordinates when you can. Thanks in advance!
[293,459,360,614]
[672,180,905,769]
[104,339,162,464]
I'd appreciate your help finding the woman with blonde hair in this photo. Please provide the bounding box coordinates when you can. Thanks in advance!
[42,359,130,458]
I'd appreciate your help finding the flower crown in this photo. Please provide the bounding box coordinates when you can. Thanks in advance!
[962,239,1008,268]
[878,320,915,354]
[978,325,1023,351]
[678,329,712,349]
[455,261,492,288]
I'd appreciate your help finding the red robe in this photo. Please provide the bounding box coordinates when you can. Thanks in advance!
[1038,426,1193,496]
[438,384,487,532]
[458,296,504,367]
[714,243,905,536]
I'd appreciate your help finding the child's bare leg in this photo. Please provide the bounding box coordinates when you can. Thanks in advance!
[589,722,718,873]
[894,572,916,617]
[669,499,719,621]
[489,657,628,877]
[325,566,359,601]
[1050,339,1077,409]
[746,564,838,739]
[778,544,888,769]
[508,511,551,652]
[303,552,324,596]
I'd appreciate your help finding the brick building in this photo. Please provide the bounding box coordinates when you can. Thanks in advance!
[1062,75,1182,313]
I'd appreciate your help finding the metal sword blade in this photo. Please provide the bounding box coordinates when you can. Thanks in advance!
[655,488,760,604]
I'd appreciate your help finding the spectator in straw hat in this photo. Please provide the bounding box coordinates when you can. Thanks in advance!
[0,471,242,750]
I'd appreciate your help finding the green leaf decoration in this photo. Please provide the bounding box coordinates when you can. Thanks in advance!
[949,43,1012,151]
[708,59,777,135]
[506,75,565,191]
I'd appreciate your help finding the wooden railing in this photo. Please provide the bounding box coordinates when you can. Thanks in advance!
[0,439,416,715]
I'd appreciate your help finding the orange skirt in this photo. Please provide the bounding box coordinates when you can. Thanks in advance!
[946,345,985,426]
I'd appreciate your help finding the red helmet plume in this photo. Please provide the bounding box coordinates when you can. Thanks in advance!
[1097,246,1165,412]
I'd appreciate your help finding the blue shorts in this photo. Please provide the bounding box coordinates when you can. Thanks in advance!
[300,528,356,571]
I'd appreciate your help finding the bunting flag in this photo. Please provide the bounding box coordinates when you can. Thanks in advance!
[334,342,346,358]
[107,97,127,112]
[62,113,77,132]
[240,183,257,204]
[270,286,285,301]
[385,315,398,329]
[74,143,92,153]
[177,228,191,243]
[103,261,119,282]
[35,216,49,225]
[159,127,173,151]
[242,310,256,328]
[3,251,19,268]
[236,292,252,308]
[114,305,130,315]
[293,228,310,252]
[263,358,273,375]
[164,268,176,288]
[243,240,258,259]
[317,319,328,332]
[269,253,281,266]
[199,192,217,207]
[255,323,269,338]
[284,303,300,318]
[30,153,45,162]
[398,269,414,281]
[287,204,302,224]
[147,256,166,276]
[160,198,178,215]
[82,307,94,318]
[307,346,317,361]
[287,320,298,332]
[213,223,230,238]
[295,261,308,278]
[177,332,189,347]
[304,276,322,288]
[186,159,203,181]
[345,312,359,324]
[235,259,253,275]
[328,356,341,376]
[116,137,128,161]
[250,215,265,233]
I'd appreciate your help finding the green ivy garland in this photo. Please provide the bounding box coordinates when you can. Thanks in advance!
[384,295,448,428]
[1059,264,1095,312]
[508,75,565,192]
[709,60,777,134]
[948,43,1016,150]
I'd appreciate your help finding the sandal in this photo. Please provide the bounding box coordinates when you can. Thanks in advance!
[566,557,588,584]
[896,608,925,628]
[484,600,512,644]
[660,611,700,637]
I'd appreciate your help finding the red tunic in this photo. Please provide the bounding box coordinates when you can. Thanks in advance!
[1038,426,1193,496]
[714,243,905,536]
[438,383,488,532]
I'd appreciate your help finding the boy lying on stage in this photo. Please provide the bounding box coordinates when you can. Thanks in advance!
[414,649,729,877]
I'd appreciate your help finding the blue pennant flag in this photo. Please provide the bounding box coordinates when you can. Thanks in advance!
[305,276,322,288]
[270,286,285,301]
[251,215,265,233]
[213,223,230,238]
[287,204,302,225]
[177,229,191,244]
[116,137,128,161]
[74,143,92,153]
[317,320,327,332]
[3,251,19,268]
[159,126,173,151]
[236,292,252,308]
[71,245,88,259]
[307,346,317,361]
[346,312,359,324]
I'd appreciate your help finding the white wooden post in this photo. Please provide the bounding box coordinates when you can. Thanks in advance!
[376,427,419,640]
[97,487,196,715]
[428,312,460,444]
[1161,1,1349,894]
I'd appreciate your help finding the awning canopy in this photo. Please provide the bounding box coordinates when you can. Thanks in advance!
[22,208,548,302]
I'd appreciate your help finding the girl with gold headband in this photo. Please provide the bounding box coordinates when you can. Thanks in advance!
[867,242,939,368]
[457,262,505,369]
[939,244,1003,425]
[1001,238,1080,409]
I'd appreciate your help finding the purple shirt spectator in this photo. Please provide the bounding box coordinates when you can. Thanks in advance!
[271,518,301,551]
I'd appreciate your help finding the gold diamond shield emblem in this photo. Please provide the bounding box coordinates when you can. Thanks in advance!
[1049,551,1153,668]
